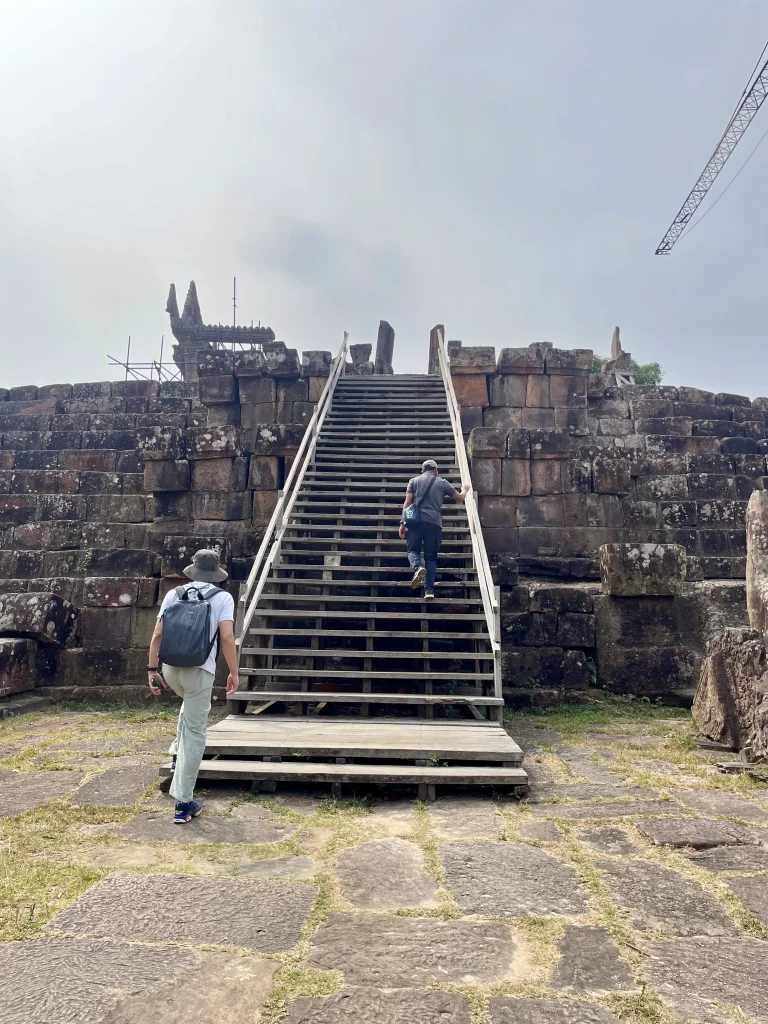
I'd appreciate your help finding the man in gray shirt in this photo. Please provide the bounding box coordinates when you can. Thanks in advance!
[398,459,469,599]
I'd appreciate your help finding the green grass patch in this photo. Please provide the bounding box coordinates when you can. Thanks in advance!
[607,984,674,1023]
[0,852,106,941]
[505,693,686,737]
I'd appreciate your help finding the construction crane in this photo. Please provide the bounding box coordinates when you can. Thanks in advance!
[655,44,768,254]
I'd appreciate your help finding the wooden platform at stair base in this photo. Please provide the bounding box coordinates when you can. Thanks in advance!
[178,716,527,798]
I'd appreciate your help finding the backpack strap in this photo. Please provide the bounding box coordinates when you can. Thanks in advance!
[414,473,438,508]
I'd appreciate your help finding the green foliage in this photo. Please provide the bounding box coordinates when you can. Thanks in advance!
[591,355,663,386]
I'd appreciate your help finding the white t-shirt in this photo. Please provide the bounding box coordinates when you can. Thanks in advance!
[158,581,235,675]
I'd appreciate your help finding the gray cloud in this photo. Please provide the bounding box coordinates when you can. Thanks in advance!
[1,0,767,394]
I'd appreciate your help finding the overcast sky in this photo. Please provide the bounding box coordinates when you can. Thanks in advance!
[1,1,767,395]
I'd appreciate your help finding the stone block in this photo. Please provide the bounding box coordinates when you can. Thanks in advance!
[467,428,505,459]
[686,473,736,499]
[14,521,82,550]
[459,406,483,433]
[82,430,136,451]
[531,460,562,495]
[247,423,305,456]
[482,527,519,554]
[291,402,314,427]
[0,494,37,524]
[232,349,265,377]
[554,407,589,433]
[239,377,276,405]
[557,611,596,648]
[9,385,38,401]
[501,646,567,689]
[307,376,329,402]
[86,495,148,523]
[143,459,189,492]
[593,455,631,494]
[471,458,501,495]
[189,457,245,492]
[529,584,593,613]
[83,578,140,608]
[506,428,531,458]
[252,490,280,523]
[516,495,564,527]
[193,491,252,521]
[599,543,686,596]
[526,375,551,408]
[697,499,747,526]
[550,374,587,407]
[197,350,235,377]
[563,458,591,493]
[247,455,279,491]
[722,436,759,454]
[449,345,496,375]
[451,374,489,407]
[135,426,185,461]
[521,407,554,429]
[301,350,332,376]
[501,458,531,496]
[488,553,519,586]
[0,638,36,698]
[206,403,240,427]
[502,611,557,646]
[488,374,526,407]
[78,471,122,495]
[497,345,545,375]
[527,429,567,459]
[659,501,696,527]
[694,419,745,437]
[87,548,160,577]
[0,592,78,646]
[715,391,751,407]
[263,342,301,378]
[483,406,522,431]
[545,348,593,375]
[635,416,692,436]
[277,378,309,402]
[186,425,239,460]
[240,402,278,427]
[635,474,688,500]
[478,495,516,528]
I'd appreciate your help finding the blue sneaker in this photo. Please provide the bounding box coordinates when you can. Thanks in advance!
[174,798,204,824]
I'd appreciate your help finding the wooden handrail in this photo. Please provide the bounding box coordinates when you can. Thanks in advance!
[236,332,349,650]
[434,328,501,678]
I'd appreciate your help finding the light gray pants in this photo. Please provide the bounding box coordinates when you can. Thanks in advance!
[164,665,214,804]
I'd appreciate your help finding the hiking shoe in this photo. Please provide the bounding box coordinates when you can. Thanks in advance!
[159,756,176,793]
[424,589,435,600]
[174,799,204,824]
[410,567,426,589]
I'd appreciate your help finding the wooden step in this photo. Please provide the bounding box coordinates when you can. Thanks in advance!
[230,690,501,705]
[272,563,478,576]
[267,577,479,590]
[260,593,483,606]
[203,717,522,761]
[248,627,490,641]
[241,646,492,660]
[254,609,488,621]
[240,667,492,680]
[277,549,474,560]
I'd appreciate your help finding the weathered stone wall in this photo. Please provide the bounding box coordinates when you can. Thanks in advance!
[0,344,329,702]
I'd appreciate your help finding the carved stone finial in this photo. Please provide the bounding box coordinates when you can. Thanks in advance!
[166,283,180,322]
[182,281,203,325]
[610,326,622,361]
[374,320,395,375]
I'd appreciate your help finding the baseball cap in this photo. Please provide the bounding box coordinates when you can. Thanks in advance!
[422,459,438,471]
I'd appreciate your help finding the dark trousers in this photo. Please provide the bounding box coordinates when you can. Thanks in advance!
[405,521,442,589]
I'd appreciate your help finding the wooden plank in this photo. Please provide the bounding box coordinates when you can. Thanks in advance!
[240,667,492,680]
[242,646,491,660]
[165,759,528,786]
[259,593,482,606]
[254,610,487,621]
[229,690,502,705]
[249,627,490,641]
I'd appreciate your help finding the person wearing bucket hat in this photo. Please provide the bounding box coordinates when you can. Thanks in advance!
[147,549,239,822]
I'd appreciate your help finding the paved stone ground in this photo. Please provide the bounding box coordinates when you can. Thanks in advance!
[0,704,766,1023]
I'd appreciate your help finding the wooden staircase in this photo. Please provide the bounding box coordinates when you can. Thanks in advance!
[185,336,527,799]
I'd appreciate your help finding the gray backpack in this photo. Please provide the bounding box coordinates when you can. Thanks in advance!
[159,585,224,668]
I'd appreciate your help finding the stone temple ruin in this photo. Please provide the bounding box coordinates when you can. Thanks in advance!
[1,310,767,772]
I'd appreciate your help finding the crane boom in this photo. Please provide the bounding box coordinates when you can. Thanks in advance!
[655,54,768,254]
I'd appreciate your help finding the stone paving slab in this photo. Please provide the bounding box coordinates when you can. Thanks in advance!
[636,817,764,849]
[576,826,642,856]
[551,925,637,994]
[0,936,278,1023]
[337,838,438,909]
[309,912,515,987]
[518,820,561,842]
[527,783,657,803]
[685,844,768,872]
[644,936,768,1023]
[440,842,588,916]
[119,810,297,844]
[529,799,674,820]
[48,871,317,953]
[0,769,84,816]
[368,799,417,834]
[489,998,620,1023]
[233,855,319,878]
[73,765,158,806]
[521,760,559,784]
[596,859,737,936]
[429,796,504,838]
[726,875,768,924]
[285,988,473,1023]
[672,788,768,823]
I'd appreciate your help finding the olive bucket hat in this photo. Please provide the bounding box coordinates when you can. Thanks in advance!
[183,548,228,583]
